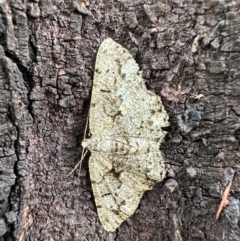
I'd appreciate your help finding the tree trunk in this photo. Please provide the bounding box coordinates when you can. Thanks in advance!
[1,0,240,240]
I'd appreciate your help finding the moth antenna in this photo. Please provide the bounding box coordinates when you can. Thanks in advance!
[83,114,89,141]
[67,115,89,176]
[67,149,88,176]
[77,115,89,176]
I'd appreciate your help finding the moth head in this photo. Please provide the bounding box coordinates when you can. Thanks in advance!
[81,139,89,149]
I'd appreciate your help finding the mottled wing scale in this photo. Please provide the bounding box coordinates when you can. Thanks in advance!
[89,38,144,136]
[87,38,169,232]
[89,153,161,231]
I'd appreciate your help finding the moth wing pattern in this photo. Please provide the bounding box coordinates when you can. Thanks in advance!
[86,38,169,231]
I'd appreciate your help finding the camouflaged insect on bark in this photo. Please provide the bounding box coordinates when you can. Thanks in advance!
[82,38,169,232]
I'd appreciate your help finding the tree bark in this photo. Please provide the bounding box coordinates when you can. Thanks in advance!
[0,0,240,240]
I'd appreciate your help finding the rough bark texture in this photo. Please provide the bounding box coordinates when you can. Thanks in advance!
[0,0,240,240]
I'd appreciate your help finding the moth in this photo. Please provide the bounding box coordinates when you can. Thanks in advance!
[81,38,169,231]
